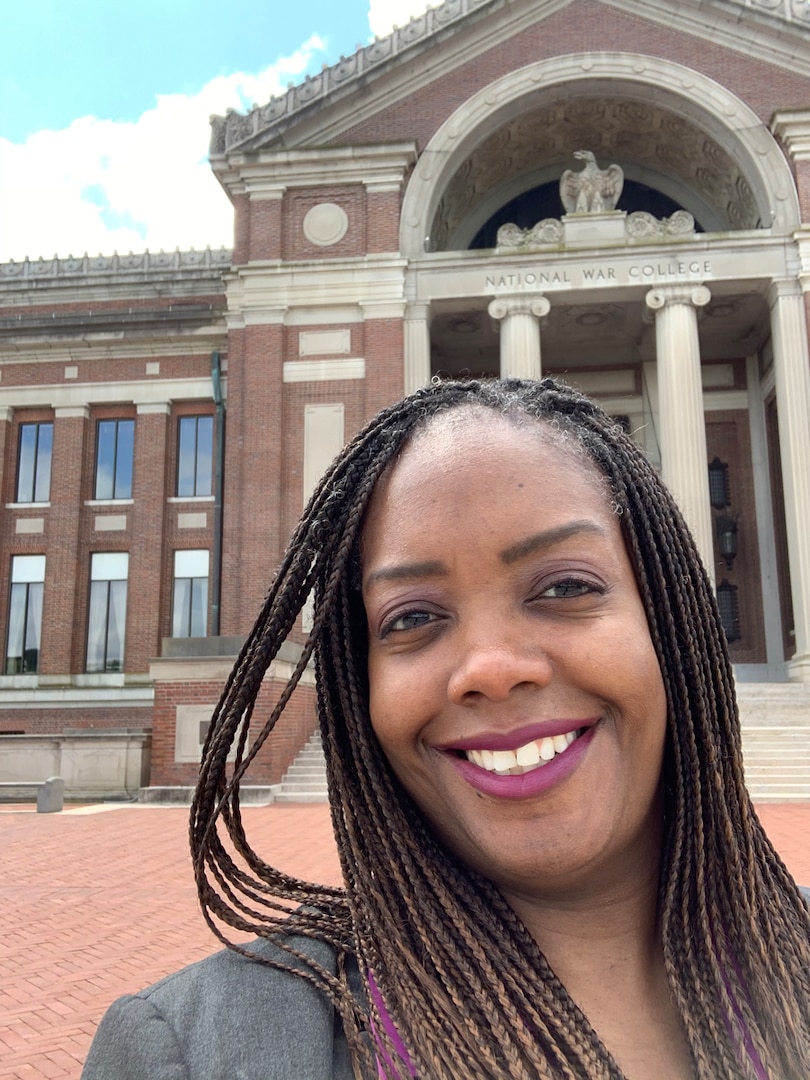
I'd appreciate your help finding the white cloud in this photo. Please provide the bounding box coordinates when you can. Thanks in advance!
[0,37,326,262]
[368,0,433,38]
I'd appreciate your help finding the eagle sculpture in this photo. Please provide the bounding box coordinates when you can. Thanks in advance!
[560,150,624,214]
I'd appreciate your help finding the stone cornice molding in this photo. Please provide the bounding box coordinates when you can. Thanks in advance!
[209,0,810,159]
[214,144,418,198]
[0,377,215,411]
[771,110,810,160]
[400,52,800,259]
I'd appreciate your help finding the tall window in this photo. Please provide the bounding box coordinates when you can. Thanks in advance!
[86,553,128,673]
[177,415,213,497]
[172,550,209,638]
[16,423,53,502]
[95,419,134,500]
[5,555,45,674]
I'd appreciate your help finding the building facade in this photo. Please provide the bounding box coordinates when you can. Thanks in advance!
[2,0,810,796]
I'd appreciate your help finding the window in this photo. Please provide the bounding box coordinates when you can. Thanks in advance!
[16,423,53,502]
[86,553,128,672]
[95,419,134,500]
[5,555,45,674]
[177,416,213,497]
[172,550,209,637]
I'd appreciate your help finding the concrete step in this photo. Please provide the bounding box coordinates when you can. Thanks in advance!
[274,730,328,803]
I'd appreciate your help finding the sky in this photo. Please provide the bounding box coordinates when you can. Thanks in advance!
[0,0,431,263]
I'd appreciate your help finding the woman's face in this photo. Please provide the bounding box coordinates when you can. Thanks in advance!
[361,409,668,903]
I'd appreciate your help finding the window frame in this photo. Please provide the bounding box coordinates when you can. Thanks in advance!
[171,550,209,638]
[86,552,129,673]
[5,555,46,675]
[16,422,53,503]
[94,418,135,501]
[176,415,213,498]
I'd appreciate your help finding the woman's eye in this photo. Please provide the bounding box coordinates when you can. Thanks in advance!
[382,610,436,636]
[540,578,600,599]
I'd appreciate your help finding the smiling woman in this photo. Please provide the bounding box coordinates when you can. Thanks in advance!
[82,378,810,1080]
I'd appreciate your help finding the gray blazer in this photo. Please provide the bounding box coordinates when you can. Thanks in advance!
[81,933,360,1080]
[83,889,810,1079]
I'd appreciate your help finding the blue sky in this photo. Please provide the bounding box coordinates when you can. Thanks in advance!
[0,0,427,261]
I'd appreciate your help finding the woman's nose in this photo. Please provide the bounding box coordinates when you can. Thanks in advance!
[446,626,554,705]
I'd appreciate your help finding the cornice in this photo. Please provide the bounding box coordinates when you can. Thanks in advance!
[214,143,418,196]
[0,248,232,292]
[209,0,810,161]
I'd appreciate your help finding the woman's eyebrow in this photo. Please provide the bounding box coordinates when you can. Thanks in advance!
[499,521,608,565]
[364,560,447,589]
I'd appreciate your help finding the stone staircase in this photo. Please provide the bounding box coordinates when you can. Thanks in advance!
[274,730,328,803]
[272,683,810,804]
[737,682,810,801]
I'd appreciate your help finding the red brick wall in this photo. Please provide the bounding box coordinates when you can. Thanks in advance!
[149,675,317,787]
[220,323,285,632]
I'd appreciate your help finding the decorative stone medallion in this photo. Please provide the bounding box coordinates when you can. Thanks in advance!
[303,203,349,246]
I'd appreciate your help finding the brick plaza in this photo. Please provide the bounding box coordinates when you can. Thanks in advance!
[1,801,808,1080]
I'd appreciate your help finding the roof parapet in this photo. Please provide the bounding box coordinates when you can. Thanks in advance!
[0,248,232,282]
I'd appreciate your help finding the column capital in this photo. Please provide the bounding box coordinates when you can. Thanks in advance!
[645,285,711,312]
[488,295,550,321]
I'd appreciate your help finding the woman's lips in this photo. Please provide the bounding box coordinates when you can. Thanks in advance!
[439,722,598,800]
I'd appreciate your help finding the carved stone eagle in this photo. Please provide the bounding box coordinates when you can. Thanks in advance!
[560,150,624,214]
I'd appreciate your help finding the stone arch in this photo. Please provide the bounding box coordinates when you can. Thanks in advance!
[399,53,800,258]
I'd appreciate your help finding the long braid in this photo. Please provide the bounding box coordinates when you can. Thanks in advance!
[190,377,810,1079]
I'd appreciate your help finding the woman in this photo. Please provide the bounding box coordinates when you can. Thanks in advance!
[83,377,809,1079]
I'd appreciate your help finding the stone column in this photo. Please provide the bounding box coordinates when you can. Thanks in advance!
[768,280,810,677]
[488,296,550,379]
[645,285,714,580]
[404,303,431,393]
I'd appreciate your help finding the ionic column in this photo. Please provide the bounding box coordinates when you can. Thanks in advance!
[645,285,714,580]
[488,296,550,379]
[404,303,431,394]
[768,280,810,677]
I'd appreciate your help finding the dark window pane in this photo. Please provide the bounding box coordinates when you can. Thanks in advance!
[172,578,191,637]
[177,417,197,497]
[106,580,127,670]
[6,583,27,673]
[190,577,208,637]
[86,581,108,673]
[195,416,213,497]
[33,424,52,502]
[17,425,37,502]
[115,420,134,499]
[96,421,117,500]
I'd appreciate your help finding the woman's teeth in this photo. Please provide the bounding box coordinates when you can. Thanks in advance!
[465,731,580,775]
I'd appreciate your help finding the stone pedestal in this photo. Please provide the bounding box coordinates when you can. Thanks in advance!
[562,211,627,244]
[488,296,550,379]
[645,285,714,581]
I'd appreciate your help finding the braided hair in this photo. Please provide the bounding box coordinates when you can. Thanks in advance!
[190,377,810,1079]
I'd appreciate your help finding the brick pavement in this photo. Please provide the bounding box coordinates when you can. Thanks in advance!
[0,801,807,1080]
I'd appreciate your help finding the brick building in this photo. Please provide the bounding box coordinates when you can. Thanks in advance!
[2,0,810,797]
